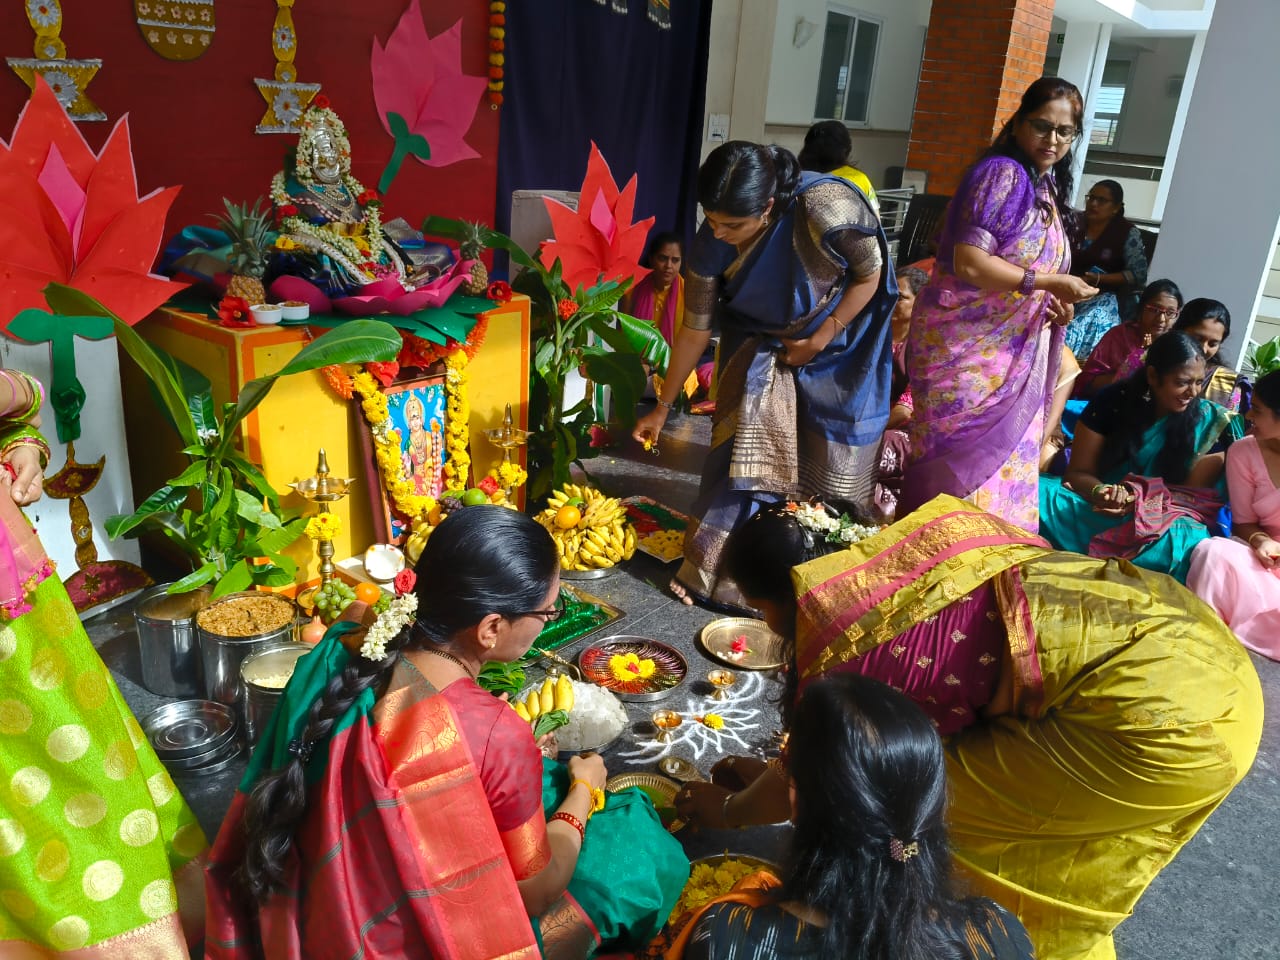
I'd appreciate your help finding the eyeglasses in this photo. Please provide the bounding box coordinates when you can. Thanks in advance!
[1143,304,1181,320]
[514,597,565,623]
[1026,118,1079,142]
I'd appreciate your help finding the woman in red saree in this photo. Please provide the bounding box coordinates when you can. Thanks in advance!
[206,507,687,959]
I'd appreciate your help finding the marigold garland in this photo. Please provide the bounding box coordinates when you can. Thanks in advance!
[487,1,506,106]
[326,313,493,518]
[351,370,439,525]
[442,349,471,495]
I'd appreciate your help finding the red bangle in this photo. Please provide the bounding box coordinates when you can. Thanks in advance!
[549,811,585,844]
[0,463,15,482]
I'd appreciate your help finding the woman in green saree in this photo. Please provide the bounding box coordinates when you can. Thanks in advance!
[0,370,207,957]
[1038,330,1230,581]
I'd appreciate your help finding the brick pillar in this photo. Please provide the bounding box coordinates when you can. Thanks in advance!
[906,0,1055,196]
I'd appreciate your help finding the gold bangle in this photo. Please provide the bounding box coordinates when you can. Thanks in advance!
[1248,531,1270,547]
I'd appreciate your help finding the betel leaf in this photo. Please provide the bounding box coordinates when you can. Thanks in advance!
[532,709,570,738]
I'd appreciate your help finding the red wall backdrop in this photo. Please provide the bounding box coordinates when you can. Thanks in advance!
[0,0,499,241]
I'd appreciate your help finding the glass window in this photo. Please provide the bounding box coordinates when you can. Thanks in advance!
[1090,60,1131,148]
[814,7,882,126]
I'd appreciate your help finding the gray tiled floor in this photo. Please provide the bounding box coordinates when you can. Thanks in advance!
[89,409,1280,958]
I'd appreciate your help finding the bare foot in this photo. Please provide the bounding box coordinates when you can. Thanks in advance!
[669,579,695,605]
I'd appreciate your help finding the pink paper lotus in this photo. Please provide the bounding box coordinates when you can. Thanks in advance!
[0,76,185,327]
[269,260,475,317]
[371,6,486,168]
[540,143,654,293]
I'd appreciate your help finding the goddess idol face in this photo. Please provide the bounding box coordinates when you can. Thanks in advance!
[309,124,343,183]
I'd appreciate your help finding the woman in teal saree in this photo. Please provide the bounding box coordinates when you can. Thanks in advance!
[1039,331,1229,582]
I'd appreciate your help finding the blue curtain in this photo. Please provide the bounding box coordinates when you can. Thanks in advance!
[496,0,712,266]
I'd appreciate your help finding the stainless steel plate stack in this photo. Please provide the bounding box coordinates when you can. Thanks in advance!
[141,699,242,775]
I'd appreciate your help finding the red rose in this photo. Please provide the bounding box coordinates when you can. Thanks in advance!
[486,280,512,303]
[557,298,579,319]
[217,296,254,328]
[393,568,416,597]
[478,475,500,496]
[312,94,330,110]
[588,424,613,449]
[277,204,299,217]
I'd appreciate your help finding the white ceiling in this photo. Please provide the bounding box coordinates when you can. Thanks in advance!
[1052,0,1214,36]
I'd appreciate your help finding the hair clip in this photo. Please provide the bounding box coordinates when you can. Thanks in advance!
[889,837,920,863]
[286,738,314,763]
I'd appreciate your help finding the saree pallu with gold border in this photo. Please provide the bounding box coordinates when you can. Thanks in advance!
[678,173,896,610]
[206,634,687,959]
[205,636,544,960]
[791,496,1263,960]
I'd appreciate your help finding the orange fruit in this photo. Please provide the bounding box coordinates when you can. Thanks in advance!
[354,581,382,605]
[554,504,582,529]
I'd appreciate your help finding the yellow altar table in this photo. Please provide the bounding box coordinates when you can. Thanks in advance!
[121,295,531,580]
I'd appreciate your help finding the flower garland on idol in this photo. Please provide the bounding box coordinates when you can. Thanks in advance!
[269,97,398,284]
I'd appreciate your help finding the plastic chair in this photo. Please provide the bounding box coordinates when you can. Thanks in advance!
[895,193,951,268]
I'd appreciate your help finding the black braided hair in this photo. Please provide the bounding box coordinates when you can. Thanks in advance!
[236,505,558,902]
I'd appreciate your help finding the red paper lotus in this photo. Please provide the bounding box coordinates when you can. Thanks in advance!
[0,76,184,328]
[540,143,654,294]
[371,6,486,168]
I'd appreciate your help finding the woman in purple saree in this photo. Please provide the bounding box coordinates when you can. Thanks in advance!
[901,78,1098,532]
[633,141,896,611]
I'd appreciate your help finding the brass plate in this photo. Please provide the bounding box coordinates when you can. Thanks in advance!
[698,617,787,671]
[606,771,680,806]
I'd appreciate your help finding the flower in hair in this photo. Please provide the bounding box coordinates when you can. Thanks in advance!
[393,568,417,597]
[784,500,881,546]
[359,593,418,662]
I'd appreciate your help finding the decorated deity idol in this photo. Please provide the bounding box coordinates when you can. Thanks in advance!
[269,98,411,294]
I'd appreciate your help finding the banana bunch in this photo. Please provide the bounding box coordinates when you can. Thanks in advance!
[513,674,575,737]
[536,483,638,572]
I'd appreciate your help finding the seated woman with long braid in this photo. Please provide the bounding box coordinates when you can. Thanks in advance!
[205,507,687,959]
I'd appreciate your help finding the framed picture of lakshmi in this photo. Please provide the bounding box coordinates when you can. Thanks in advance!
[354,366,451,545]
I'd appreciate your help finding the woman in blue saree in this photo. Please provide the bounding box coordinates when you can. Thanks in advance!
[633,141,896,611]
[1039,331,1229,582]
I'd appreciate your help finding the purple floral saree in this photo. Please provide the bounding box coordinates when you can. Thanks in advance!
[900,156,1069,531]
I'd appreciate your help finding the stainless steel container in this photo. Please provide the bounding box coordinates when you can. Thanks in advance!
[240,642,310,744]
[196,592,296,710]
[134,584,212,697]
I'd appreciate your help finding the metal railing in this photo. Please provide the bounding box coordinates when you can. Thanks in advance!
[876,187,916,262]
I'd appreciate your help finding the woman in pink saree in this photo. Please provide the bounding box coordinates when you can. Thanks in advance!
[901,78,1098,531]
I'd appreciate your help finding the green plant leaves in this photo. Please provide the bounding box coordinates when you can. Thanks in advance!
[218,318,401,449]
[422,216,538,271]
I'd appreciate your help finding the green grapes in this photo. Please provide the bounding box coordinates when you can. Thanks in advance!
[314,579,357,625]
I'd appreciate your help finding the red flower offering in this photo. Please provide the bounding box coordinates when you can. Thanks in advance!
[217,296,254,328]
[486,280,512,303]
[393,568,416,597]
[478,474,500,496]
[312,94,331,110]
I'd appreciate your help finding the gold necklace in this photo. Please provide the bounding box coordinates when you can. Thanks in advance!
[421,645,477,680]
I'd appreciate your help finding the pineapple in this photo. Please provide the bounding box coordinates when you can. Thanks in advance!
[213,198,272,305]
[459,221,489,295]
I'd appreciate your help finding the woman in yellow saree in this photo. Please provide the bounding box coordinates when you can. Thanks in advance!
[674,495,1263,960]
